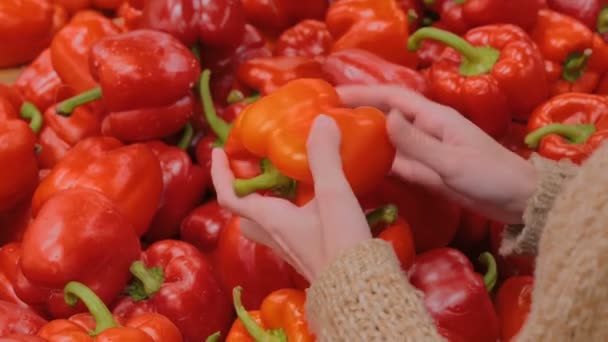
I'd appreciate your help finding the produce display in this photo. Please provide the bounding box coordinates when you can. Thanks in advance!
[0,0,606,341]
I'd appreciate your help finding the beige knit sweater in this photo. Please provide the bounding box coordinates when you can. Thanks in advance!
[306,143,608,341]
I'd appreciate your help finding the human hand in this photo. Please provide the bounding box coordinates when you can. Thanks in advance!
[211,115,372,281]
[337,85,538,224]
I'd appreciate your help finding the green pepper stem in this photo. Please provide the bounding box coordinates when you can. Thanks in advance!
[227,90,261,105]
[233,287,287,342]
[56,87,102,116]
[408,27,500,76]
[598,7,608,33]
[199,69,231,145]
[453,0,466,4]
[20,102,43,134]
[407,9,418,24]
[129,261,164,299]
[177,122,194,150]
[205,332,221,342]
[478,252,497,292]
[525,123,596,149]
[562,49,592,82]
[423,0,435,4]
[233,159,295,198]
[64,281,119,336]
[366,204,398,228]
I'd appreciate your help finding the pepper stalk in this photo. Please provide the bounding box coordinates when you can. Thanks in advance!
[232,286,287,342]
[64,281,120,336]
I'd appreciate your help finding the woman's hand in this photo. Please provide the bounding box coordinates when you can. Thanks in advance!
[211,115,372,282]
[337,85,538,224]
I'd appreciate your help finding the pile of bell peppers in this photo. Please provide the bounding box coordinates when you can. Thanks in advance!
[2,0,607,340]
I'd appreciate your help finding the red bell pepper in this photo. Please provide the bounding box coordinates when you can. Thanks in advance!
[326,0,418,67]
[143,141,206,242]
[275,20,333,58]
[322,48,429,96]
[226,287,314,342]
[408,25,549,136]
[36,103,100,169]
[0,0,67,68]
[398,0,424,33]
[241,0,328,34]
[14,49,73,112]
[409,249,500,342]
[361,176,461,253]
[0,117,39,213]
[525,93,608,164]
[55,29,200,142]
[180,200,234,253]
[53,0,124,13]
[500,122,534,160]
[237,56,326,95]
[0,202,31,246]
[0,300,47,337]
[50,11,121,95]
[138,0,245,48]
[112,240,232,342]
[0,335,47,342]
[547,0,608,35]
[31,136,163,236]
[19,189,141,318]
[366,204,416,270]
[422,0,469,35]
[495,276,534,342]
[37,281,182,341]
[0,85,22,121]
[215,217,294,310]
[489,222,535,281]
[227,78,395,197]
[451,209,490,253]
[117,0,145,30]
[531,9,608,96]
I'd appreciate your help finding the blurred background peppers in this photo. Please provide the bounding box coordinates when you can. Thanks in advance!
[495,276,534,342]
[547,0,608,38]
[274,20,333,58]
[241,0,328,35]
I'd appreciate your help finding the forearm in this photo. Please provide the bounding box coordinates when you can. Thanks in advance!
[306,239,445,342]
[515,143,608,341]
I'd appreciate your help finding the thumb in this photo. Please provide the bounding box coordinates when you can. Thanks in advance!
[387,110,452,175]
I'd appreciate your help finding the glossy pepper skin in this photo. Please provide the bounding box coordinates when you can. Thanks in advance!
[275,20,333,58]
[408,25,549,136]
[409,249,500,342]
[50,11,121,94]
[14,49,73,112]
[56,29,200,142]
[0,118,38,213]
[144,142,206,242]
[423,0,469,35]
[326,0,418,67]
[496,276,533,342]
[227,287,314,342]
[361,176,461,253]
[241,0,328,34]
[20,189,141,319]
[0,244,32,309]
[547,0,608,35]
[112,240,232,342]
[228,78,395,197]
[0,0,67,68]
[531,9,608,96]
[37,104,101,169]
[0,85,22,121]
[180,200,233,253]
[215,217,294,310]
[237,56,326,95]
[322,49,429,96]
[525,93,608,164]
[31,137,163,236]
[37,282,183,341]
[366,205,416,270]
[139,0,246,48]
[54,0,124,13]
[0,300,47,337]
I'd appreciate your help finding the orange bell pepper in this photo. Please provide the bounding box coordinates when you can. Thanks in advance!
[0,0,67,68]
[226,287,315,342]
[53,0,122,13]
[227,78,395,197]
[326,0,418,68]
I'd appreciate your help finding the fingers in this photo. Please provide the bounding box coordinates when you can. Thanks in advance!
[391,156,445,191]
[387,110,454,177]
[307,115,369,240]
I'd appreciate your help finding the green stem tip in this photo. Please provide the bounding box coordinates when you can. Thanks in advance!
[128,261,164,301]
[525,123,596,149]
[199,69,232,145]
[233,159,296,198]
[56,87,102,116]
[205,332,221,342]
[177,122,194,150]
[232,287,287,342]
[20,102,43,134]
[366,204,398,228]
[478,252,497,292]
[562,49,592,82]
[597,6,608,33]
[64,281,119,336]
[407,27,500,76]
